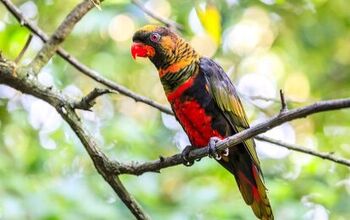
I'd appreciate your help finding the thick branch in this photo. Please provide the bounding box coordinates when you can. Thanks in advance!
[57,102,149,220]
[0,39,149,220]
[1,0,173,115]
[112,98,350,175]
[28,0,101,74]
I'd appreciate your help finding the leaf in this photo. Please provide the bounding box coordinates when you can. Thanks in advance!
[196,3,222,45]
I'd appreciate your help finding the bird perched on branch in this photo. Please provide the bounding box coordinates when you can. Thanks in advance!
[131,25,273,220]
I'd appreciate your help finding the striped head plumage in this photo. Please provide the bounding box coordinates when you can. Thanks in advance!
[132,25,200,75]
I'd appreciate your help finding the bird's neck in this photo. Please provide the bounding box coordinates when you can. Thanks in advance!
[158,57,199,94]
[157,40,200,94]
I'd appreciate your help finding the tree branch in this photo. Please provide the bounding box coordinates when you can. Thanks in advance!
[1,0,173,115]
[111,98,350,175]
[255,136,350,167]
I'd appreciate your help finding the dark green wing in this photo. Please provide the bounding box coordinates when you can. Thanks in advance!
[199,57,260,167]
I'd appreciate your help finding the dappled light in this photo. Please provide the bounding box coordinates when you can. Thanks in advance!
[108,14,135,42]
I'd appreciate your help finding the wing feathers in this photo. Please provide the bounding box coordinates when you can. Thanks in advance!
[199,57,260,166]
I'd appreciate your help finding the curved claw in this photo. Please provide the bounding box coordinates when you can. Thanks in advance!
[181,145,195,167]
[208,137,221,160]
[222,148,229,157]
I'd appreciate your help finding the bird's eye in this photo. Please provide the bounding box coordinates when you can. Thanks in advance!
[150,33,161,42]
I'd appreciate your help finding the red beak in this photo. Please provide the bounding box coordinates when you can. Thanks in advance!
[131,42,155,59]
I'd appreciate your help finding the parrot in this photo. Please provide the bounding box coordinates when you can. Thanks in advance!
[131,25,273,220]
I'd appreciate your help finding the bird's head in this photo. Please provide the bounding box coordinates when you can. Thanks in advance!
[131,25,198,69]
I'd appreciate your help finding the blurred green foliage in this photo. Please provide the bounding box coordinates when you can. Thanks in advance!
[0,0,350,219]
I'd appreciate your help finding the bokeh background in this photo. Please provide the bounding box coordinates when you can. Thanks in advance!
[1,0,350,219]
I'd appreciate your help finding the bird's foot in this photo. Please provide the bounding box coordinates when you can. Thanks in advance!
[208,137,222,160]
[208,137,229,160]
[181,145,195,166]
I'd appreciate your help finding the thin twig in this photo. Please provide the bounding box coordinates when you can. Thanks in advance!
[279,89,288,113]
[1,0,173,115]
[131,0,183,31]
[60,55,173,114]
[255,136,350,167]
[14,34,32,64]
[73,88,114,110]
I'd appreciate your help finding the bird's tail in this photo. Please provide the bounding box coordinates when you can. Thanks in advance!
[217,145,274,220]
